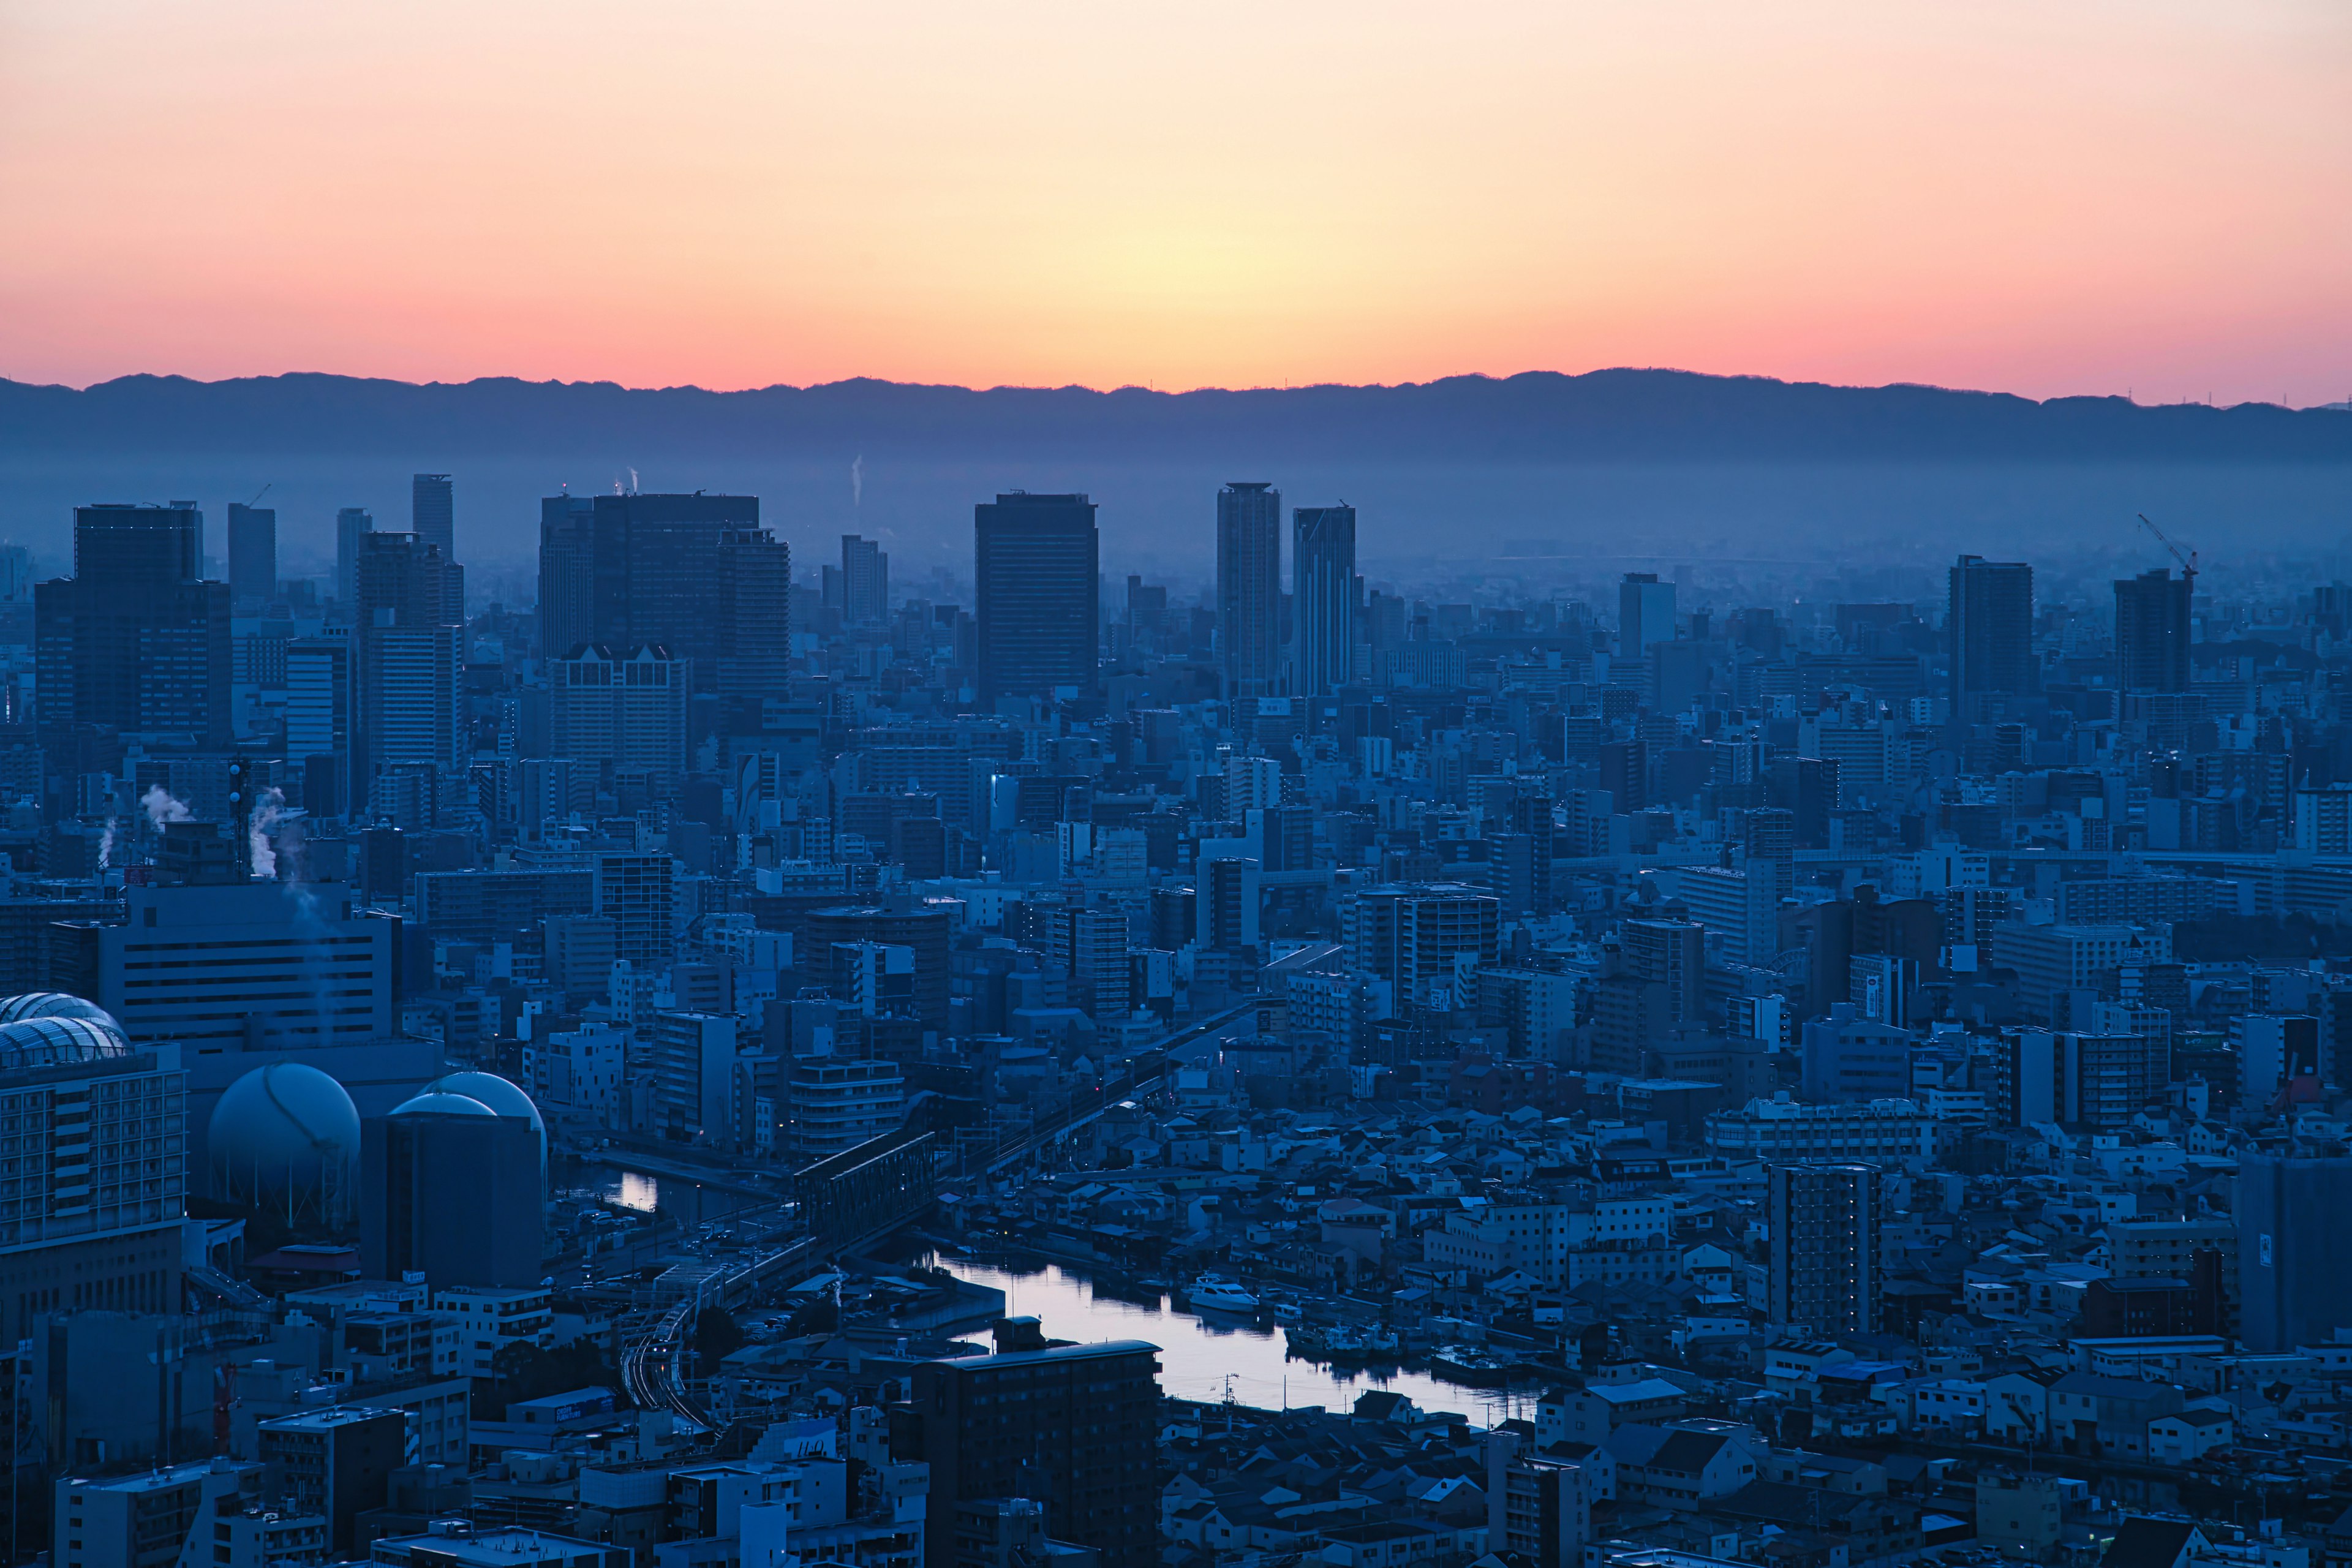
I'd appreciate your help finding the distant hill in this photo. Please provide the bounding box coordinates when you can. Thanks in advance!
[4,369,2347,462]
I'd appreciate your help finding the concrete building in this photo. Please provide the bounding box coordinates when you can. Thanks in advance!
[1767,1161,1882,1335]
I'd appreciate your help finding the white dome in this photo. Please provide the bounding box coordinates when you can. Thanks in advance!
[388,1090,497,1118]
[429,1072,544,1135]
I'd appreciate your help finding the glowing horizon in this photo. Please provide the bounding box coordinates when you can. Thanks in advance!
[2,1,2346,407]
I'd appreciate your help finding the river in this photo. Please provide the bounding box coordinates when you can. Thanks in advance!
[928,1256,1537,1425]
[563,1161,1539,1422]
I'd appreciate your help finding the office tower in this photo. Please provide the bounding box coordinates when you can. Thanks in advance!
[410,473,454,561]
[352,532,462,800]
[1767,1161,1881,1333]
[1948,554,2032,715]
[336,507,374,606]
[360,1092,544,1289]
[0,995,186,1343]
[1618,571,1676,657]
[33,503,232,745]
[840,534,889,624]
[900,1338,1161,1568]
[2115,567,2193,695]
[1216,482,1283,697]
[1291,504,1355,697]
[285,634,351,815]
[2238,1147,2352,1353]
[533,491,762,677]
[973,492,1099,702]
[225,501,276,606]
[536,495,597,657]
[550,644,689,791]
[717,527,791,720]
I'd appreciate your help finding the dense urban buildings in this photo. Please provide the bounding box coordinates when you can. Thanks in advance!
[7,470,2352,1568]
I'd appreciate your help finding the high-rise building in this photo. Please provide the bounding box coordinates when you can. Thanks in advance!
[1619,917,1705,1025]
[0,996,186,1343]
[285,633,352,815]
[1291,505,1355,697]
[1618,572,1675,657]
[974,493,1099,703]
[2115,568,2193,695]
[840,534,889,624]
[717,527,791,723]
[336,508,374,607]
[352,533,462,798]
[1948,554,2033,715]
[1767,1161,1881,1334]
[225,502,276,607]
[2238,1147,2352,1354]
[1216,482,1283,698]
[410,473,454,562]
[52,1461,268,1568]
[1049,905,1132,1020]
[550,644,689,792]
[34,503,232,746]
[537,495,597,659]
[899,1338,1161,1568]
[805,903,951,1032]
[1342,884,1499,1001]
[533,492,764,680]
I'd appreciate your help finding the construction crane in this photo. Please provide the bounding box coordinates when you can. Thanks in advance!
[244,483,272,507]
[2136,513,2198,587]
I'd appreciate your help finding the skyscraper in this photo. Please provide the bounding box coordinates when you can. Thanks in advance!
[336,507,374,608]
[34,503,232,747]
[2114,568,2193,695]
[410,473,454,562]
[226,501,277,607]
[1618,571,1676,657]
[1216,482,1283,698]
[1948,554,2033,715]
[717,526,791,723]
[974,492,1099,703]
[351,533,462,800]
[840,533,889,624]
[1768,1161,1881,1333]
[536,495,597,658]
[532,492,763,680]
[1291,503,1355,698]
[2237,1147,2352,1353]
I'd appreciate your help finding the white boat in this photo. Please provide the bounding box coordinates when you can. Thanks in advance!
[1187,1276,1260,1314]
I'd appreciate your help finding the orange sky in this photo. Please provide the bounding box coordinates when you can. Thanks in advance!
[1,0,2347,404]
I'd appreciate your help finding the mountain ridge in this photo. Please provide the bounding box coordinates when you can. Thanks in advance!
[2,367,2346,462]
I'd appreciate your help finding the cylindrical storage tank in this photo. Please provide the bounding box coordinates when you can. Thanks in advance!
[208,1061,362,1227]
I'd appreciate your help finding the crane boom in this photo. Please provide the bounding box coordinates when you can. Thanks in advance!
[2135,513,2198,583]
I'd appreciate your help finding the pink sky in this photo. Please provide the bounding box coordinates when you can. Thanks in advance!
[2,1,2347,404]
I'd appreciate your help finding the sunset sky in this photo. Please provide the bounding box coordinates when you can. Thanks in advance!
[2,0,2346,404]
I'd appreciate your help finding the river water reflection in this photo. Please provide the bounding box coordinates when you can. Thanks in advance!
[930,1256,1534,1424]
